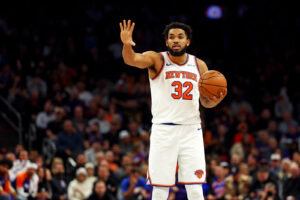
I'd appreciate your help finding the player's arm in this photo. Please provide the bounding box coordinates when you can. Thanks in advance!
[120,20,160,69]
[197,58,226,108]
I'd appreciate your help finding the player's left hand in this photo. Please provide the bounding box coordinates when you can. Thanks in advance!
[209,88,227,103]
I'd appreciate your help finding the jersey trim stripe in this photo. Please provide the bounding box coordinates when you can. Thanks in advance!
[151,53,165,80]
[166,52,189,66]
[194,56,201,76]
[147,169,176,187]
[178,181,206,184]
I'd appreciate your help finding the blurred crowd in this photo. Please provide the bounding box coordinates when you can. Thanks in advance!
[0,1,300,200]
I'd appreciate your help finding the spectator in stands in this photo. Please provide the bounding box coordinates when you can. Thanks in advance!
[36,167,51,200]
[220,162,230,177]
[269,153,281,177]
[275,95,293,119]
[56,120,84,159]
[9,150,30,181]
[5,153,16,163]
[87,180,116,200]
[249,164,278,199]
[105,151,119,172]
[280,124,300,152]
[15,162,39,200]
[46,107,65,139]
[76,154,87,169]
[230,131,252,160]
[132,142,146,166]
[224,163,251,199]
[267,120,281,141]
[283,162,300,199]
[258,182,280,200]
[114,154,133,182]
[85,163,97,189]
[211,165,226,199]
[230,154,242,172]
[85,123,102,144]
[50,163,68,200]
[36,100,55,130]
[111,144,122,166]
[233,122,255,145]
[256,130,272,160]
[51,61,77,88]
[77,81,93,107]
[89,107,110,134]
[230,94,253,116]
[119,130,133,154]
[269,137,279,155]
[85,99,99,119]
[67,167,92,200]
[0,158,16,200]
[84,141,102,165]
[127,120,142,143]
[94,152,105,175]
[278,111,298,134]
[120,168,147,200]
[278,158,291,181]
[256,108,273,130]
[293,151,300,166]
[26,73,47,98]
[97,166,118,196]
[72,105,88,134]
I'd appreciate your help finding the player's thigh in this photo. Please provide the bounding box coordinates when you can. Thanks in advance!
[148,124,179,184]
[177,126,206,183]
[149,124,179,163]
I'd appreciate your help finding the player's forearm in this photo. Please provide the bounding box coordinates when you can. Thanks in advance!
[122,44,136,66]
[122,45,150,69]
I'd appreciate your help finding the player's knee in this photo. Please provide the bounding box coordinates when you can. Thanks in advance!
[152,186,169,200]
[185,184,204,200]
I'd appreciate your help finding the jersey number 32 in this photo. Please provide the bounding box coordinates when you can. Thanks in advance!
[171,81,193,100]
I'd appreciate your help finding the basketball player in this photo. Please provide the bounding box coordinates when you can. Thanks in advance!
[119,20,226,200]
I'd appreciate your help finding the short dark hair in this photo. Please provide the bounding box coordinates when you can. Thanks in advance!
[163,22,192,40]
[0,158,13,169]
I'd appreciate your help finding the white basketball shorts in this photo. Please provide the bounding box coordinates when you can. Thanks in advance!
[147,123,206,186]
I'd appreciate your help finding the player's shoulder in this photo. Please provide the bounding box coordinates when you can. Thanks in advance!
[194,57,208,74]
[142,51,164,68]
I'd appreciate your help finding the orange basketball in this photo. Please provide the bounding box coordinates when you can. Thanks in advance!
[199,70,227,99]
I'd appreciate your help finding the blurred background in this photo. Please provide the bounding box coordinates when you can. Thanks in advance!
[0,1,299,200]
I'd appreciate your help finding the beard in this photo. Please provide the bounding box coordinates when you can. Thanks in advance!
[167,45,188,57]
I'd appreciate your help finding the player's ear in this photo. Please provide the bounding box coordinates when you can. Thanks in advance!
[165,40,169,47]
[187,39,191,47]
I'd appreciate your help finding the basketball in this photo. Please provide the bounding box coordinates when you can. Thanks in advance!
[199,70,227,99]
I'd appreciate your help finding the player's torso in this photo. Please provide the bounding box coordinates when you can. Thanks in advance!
[149,51,201,125]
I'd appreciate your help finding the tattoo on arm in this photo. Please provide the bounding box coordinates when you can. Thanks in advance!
[204,97,210,104]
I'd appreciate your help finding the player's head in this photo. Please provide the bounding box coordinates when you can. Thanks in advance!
[163,22,192,56]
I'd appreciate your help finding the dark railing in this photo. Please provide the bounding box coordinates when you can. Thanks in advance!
[0,96,22,145]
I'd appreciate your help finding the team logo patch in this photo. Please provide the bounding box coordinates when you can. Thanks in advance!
[194,169,204,179]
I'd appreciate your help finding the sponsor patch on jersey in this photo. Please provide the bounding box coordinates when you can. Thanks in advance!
[194,169,204,179]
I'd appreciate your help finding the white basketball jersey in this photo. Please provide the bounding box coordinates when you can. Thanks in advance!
[149,51,201,125]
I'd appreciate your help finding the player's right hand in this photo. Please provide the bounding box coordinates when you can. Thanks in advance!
[120,19,136,46]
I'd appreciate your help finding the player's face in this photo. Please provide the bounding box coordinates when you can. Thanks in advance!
[166,28,190,56]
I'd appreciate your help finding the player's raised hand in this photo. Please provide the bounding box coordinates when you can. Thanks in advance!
[120,19,136,46]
